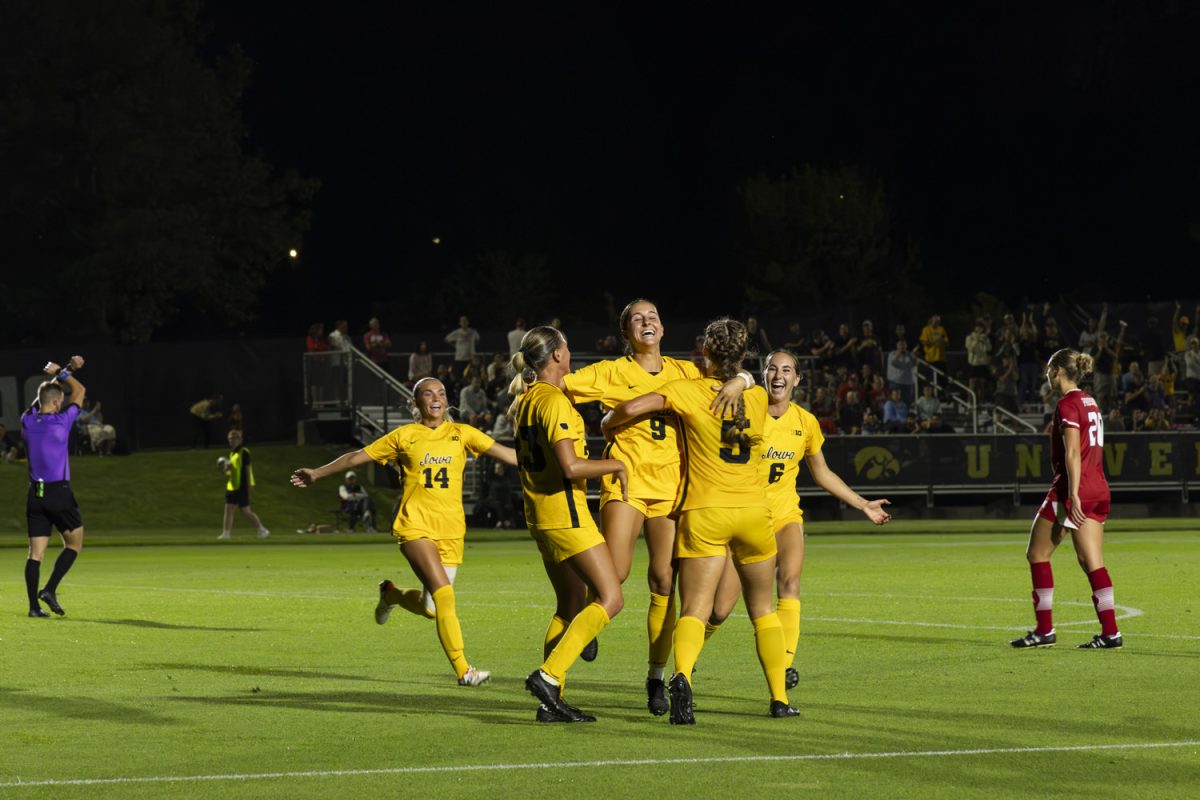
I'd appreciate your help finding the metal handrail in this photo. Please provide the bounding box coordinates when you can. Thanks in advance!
[992,404,1038,433]
[912,357,978,433]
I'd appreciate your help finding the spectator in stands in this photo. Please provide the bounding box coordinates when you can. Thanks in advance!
[859,362,875,391]
[1122,361,1149,420]
[690,335,706,368]
[507,318,527,357]
[811,385,837,434]
[1104,406,1126,433]
[595,334,620,355]
[328,319,352,352]
[861,407,883,434]
[995,325,1019,362]
[78,400,116,455]
[856,320,883,372]
[0,423,25,463]
[445,315,480,370]
[435,363,460,404]
[832,322,857,371]
[190,395,223,449]
[1040,317,1063,365]
[781,321,806,353]
[918,314,948,374]
[477,459,519,529]
[1093,326,1125,412]
[458,376,493,430]
[882,388,908,433]
[306,323,329,353]
[886,339,916,404]
[993,354,1019,416]
[965,321,993,400]
[1146,373,1169,413]
[867,374,888,415]
[892,322,907,349]
[489,401,515,441]
[1077,304,1107,355]
[1018,308,1041,404]
[1186,336,1200,423]
[914,384,942,423]
[1143,406,1171,431]
[835,372,862,405]
[363,317,392,372]
[923,413,951,434]
[461,354,487,383]
[838,390,865,435]
[408,340,433,384]
[339,470,377,532]
[1171,302,1198,372]
[1129,408,1149,432]
[745,315,772,356]
[809,328,834,370]
[486,352,509,387]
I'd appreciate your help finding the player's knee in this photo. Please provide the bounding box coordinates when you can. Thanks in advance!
[777,573,800,597]
[707,608,729,626]
[598,589,624,619]
[647,566,673,596]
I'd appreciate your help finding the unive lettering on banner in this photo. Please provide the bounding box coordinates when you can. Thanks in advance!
[1015,443,1042,478]
[1104,442,1127,476]
[964,444,990,479]
[1149,442,1173,476]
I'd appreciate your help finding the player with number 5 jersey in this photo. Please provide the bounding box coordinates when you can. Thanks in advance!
[1012,348,1121,651]
[290,377,517,687]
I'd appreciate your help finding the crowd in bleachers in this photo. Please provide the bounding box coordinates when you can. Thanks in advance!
[304,300,1200,437]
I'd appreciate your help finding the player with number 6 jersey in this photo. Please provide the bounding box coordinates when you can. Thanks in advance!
[290,377,517,687]
[1012,348,1122,651]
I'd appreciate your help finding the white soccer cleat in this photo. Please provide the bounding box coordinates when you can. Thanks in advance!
[458,667,491,687]
[217,531,231,540]
[375,580,396,625]
[257,528,270,539]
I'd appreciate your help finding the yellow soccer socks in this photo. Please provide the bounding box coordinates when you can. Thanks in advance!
[541,603,610,684]
[431,585,469,679]
[753,612,788,703]
[776,597,801,668]
[647,592,676,673]
[671,615,707,683]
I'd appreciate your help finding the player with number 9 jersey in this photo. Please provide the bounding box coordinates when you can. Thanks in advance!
[1040,387,1110,527]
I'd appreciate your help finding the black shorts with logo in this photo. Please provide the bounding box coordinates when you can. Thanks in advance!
[225,487,250,508]
[27,481,83,537]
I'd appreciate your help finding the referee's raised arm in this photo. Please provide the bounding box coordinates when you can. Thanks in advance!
[44,356,86,409]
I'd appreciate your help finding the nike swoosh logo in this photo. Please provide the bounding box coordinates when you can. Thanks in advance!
[627,384,638,389]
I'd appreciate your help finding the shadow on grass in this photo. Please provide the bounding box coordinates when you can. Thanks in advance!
[0,686,174,725]
[67,618,264,633]
[141,662,409,684]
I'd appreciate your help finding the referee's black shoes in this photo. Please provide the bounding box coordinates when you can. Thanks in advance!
[38,588,65,616]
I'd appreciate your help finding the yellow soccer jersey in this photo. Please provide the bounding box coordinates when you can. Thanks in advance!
[657,379,769,511]
[361,421,495,538]
[564,355,701,501]
[760,403,825,521]
[514,382,591,530]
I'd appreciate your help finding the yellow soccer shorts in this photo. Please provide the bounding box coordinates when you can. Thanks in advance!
[677,506,775,565]
[599,492,676,519]
[393,530,465,567]
[529,522,605,565]
[769,506,804,533]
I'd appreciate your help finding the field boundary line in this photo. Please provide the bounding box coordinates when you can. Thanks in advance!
[3,740,1196,788]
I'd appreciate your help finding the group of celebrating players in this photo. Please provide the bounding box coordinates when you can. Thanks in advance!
[21,299,1122,725]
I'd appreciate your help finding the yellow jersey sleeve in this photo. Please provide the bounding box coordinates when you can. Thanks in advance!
[562,360,617,405]
[659,379,768,511]
[515,383,590,530]
[797,404,824,456]
[461,424,496,457]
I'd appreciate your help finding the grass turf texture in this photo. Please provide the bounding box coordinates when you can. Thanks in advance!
[1,448,1198,798]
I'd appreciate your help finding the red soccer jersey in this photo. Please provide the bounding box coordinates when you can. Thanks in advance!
[1048,389,1109,502]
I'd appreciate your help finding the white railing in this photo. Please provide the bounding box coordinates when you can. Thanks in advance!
[912,357,978,433]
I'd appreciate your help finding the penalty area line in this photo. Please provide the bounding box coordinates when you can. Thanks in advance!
[3,741,1197,788]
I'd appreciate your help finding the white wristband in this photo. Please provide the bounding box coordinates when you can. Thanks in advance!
[738,371,754,389]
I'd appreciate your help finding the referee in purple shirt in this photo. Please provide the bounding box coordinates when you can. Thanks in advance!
[23,356,87,618]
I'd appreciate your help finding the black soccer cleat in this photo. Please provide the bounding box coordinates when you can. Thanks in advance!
[1010,629,1056,649]
[769,700,800,718]
[646,677,669,716]
[535,704,568,723]
[668,672,695,725]
[28,608,51,618]
[525,670,593,722]
[1077,633,1123,650]
[580,637,599,662]
[38,589,65,616]
[784,667,799,690]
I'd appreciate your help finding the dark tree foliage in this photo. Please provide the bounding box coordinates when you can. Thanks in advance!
[0,0,316,343]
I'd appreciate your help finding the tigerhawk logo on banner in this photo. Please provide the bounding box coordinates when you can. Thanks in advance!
[854,446,900,480]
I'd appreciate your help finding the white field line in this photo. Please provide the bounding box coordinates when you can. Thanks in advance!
[2,740,1196,789]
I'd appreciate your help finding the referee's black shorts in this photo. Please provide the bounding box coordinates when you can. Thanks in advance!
[225,487,250,508]
[27,481,83,537]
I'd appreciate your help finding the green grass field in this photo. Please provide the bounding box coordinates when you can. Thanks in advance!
[1,448,1198,798]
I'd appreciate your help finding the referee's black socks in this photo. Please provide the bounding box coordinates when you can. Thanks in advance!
[44,548,78,593]
[25,559,40,610]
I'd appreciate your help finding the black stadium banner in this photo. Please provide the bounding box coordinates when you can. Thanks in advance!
[798,433,1200,495]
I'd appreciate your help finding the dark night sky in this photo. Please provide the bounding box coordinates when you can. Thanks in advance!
[203,3,1200,334]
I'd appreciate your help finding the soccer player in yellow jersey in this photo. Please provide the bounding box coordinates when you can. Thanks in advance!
[562,298,750,714]
[290,377,516,688]
[603,318,795,723]
[706,350,891,691]
[509,326,630,723]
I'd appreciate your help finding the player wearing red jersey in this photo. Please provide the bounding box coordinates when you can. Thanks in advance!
[1012,348,1122,650]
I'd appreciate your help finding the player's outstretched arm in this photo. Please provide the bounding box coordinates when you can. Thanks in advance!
[291,450,373,487]
[807,450,891,525]
[601,392,666,438]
